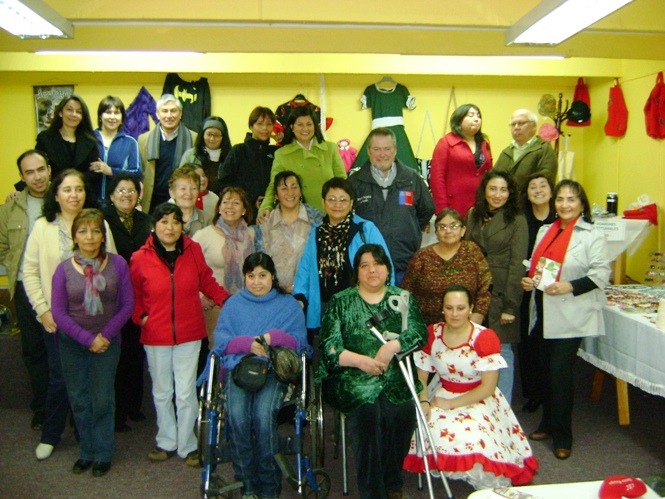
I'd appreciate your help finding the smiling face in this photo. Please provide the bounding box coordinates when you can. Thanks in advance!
[276,175,302,211]
[110,179,139,214]
[220,192,246,227]
[101,105,122,133]
[74,222,105,258]
[154,212,182,250]
[291,116,315,145]
[157,100,182,134]
[169,177,199,210]
[527,176,552,208]
[485,177,510,211]
[193,167,209,193]
[323,187,353,225]
[56,174,86,217]
[368,134,397,173]
[251,115,273,142]
[203,127,223,151]
[435,214,466,247]
[357,252,389,294]
[245,265,274,298]
[19,153,51,198]
[461,107,481,138]
[60,99,83,130]
[443,291,472,330]
[555,186,584,227]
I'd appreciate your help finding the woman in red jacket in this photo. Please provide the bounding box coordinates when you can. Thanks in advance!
[429,104,493,218]
[130,203,229,466]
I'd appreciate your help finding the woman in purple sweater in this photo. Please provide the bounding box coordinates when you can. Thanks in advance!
[51,209,134,477]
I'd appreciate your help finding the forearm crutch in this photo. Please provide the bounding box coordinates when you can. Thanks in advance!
[366,309,454,499]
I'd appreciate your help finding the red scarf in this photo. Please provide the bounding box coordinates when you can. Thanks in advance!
[528,217,579,280]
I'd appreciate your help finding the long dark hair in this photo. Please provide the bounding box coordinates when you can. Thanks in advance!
[281,106,324,145]
[96,95,126,129]
[194,116,232,164]
[351,244,392,286]
[106,172,141,203]
[242,252,287,294]
[43,169,98,222]
[553,179,594,223]
[49,94,97,143]
[450,104,487,168]
[471,170,519,224]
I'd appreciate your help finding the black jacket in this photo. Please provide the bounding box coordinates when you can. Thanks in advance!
[348,160,435,273]
[101,205,152,264]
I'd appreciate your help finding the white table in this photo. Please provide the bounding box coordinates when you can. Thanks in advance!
[468,479,660,498]
[579,306,665,424]
[595,217,651,284]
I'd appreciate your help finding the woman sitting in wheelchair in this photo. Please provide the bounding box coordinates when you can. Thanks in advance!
[317,244,428,499]
[205,251,308,499]
[403,285,538,489]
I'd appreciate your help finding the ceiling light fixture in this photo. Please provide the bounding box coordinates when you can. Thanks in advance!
[0,0,73,38]
[505,0,632,46]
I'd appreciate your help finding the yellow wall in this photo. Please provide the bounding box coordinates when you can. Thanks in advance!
[1,60,663,281]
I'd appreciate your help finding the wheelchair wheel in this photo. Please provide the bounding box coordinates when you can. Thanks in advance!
[197,392,208,466]
[303,469,331,499]
[307,385,325,468]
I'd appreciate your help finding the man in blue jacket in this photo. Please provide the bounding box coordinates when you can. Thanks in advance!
[348,127,435,285]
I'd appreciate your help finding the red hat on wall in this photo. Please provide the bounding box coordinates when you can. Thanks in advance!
[567,77,591,127]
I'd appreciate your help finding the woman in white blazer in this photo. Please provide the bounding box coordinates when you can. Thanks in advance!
[521,180,609,461]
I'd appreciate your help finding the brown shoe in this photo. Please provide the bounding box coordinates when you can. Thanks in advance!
[529,431,551,441]
[554,448,571,460]
[387,489,403,499]
[148,448,176,462]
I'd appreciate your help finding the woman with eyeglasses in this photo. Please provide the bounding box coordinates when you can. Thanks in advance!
[429,104,493,218]
[402,208,492,326]
[293,177,392,332]
[179,116,231,192]
[101,172,152,432]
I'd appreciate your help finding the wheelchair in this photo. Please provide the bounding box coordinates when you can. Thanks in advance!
[197,351,330,498]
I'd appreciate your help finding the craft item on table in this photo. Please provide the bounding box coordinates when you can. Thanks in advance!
[655,298,665,330]
[645,252,665,286]
[336,139,357,172]
[490,488,538,499]
[605,284,665,313]
[351,79,417,171]
[605,78,628,137]
[162,73,211,132]
[623,194,658,226]
[599,475,648,499]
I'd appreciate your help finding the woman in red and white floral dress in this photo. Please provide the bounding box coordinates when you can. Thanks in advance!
[403,285,538,490]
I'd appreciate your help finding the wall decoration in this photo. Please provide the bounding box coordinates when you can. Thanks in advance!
[33,84,74,134]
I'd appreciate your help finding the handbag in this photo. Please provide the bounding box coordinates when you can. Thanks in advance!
[257,336,302,385]
[232,354,268,392]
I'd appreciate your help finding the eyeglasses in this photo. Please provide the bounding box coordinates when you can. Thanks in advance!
[508,121,534,128]
[436,224,462,231]
[204,132,222,139]
[325,196,351,205]
[115,188,137,195]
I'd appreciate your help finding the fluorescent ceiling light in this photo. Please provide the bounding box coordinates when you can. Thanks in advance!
[505,0,632,46]
[0,0,73,38]
[35,51,203,56]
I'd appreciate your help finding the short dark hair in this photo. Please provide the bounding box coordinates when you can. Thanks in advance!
[521,171,555,213]
[321,177,353,201]
[71,208,107,258]
[97,96,126,129]
[281,106,324,145]
[106,172,141,202]
[16,149,49,175]
[43,169,98,222]
[443,284,473,307]
[553,179,593,223]
[351,244,392,286]
[151,202,184,226]
[471,170,519,224]
[248,107,276,128]
[273,170,305,205]
[214,187,254,225]
[435,208,464,227]
[242,252,287,294]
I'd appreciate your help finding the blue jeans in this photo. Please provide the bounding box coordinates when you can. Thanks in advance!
[497,343,515,405]
[40,330,70,446]
[59,333,120,462]
[225,369,287,498]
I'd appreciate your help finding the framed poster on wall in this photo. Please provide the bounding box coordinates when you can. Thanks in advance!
[33,85,75,134]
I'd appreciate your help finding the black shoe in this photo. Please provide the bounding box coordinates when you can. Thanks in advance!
[72,459,93,474]
[115,421,132,433]
[128,411,146,422]
[31,411,45,431]
[92,461,111,477]
[522,399,542,413]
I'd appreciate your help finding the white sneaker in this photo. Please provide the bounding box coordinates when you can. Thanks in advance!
[35,443,54,460]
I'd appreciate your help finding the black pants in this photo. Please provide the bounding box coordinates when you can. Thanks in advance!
[15,281,49,415]
[114,320,145,423]
[345,392,415,499]
[518,291,542,401]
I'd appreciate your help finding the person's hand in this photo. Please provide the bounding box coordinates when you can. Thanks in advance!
[374,340,400,366]
[544,281,573,296]
[521,277,535,292]
[256,209,271,224]
[89,158,112,176]
[141,315,149,326]
[89,333,110,353]
[263,332,271,345]
[419,400,432,421]
[356,355,387,376]
[271,131,284,143]
[431,396,453,411]
[250,337,267,357]
[5,190,20,203]
[40,311,57,333]
[201,295,215,312]
[500,313,515,326]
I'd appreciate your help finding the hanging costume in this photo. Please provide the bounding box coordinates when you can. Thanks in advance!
[162,73,211,133]
[124,87,158,140]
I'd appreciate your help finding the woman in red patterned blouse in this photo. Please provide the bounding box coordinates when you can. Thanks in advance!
[402,208,492,326]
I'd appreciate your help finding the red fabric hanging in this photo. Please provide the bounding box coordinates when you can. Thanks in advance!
[644,72,665,139]
[605,79,628,137]
[567,77,591,127]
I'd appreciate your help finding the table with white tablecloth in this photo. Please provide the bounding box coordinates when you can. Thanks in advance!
[468,479,660,499]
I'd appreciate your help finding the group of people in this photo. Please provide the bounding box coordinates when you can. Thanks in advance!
[0,92,610,498]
